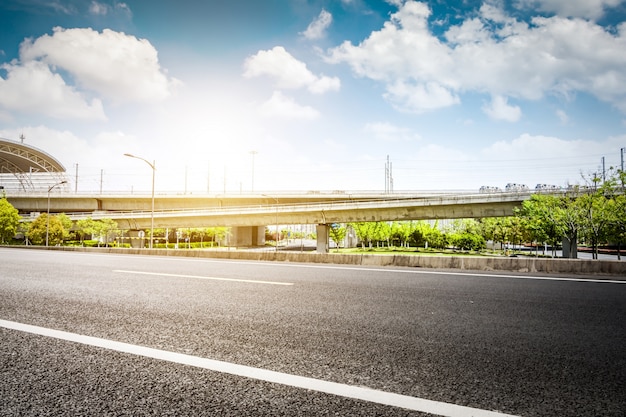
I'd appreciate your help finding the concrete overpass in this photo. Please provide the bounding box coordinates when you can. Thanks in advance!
[8,191,533,251]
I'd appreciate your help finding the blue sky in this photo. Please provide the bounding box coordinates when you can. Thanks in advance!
[1,0,626,193]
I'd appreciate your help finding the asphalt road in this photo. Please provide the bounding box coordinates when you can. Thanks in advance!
[0,248,624,416]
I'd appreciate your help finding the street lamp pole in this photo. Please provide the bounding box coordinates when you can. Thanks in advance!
[124,153,155,249]
[46,180,67,246]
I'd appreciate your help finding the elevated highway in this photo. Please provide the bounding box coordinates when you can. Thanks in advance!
[7,191,532,228]
[8,190,536,251]
[72,192,528,229]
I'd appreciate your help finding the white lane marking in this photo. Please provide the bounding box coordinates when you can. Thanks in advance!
[113,270,293,286]
[0,319,517,417]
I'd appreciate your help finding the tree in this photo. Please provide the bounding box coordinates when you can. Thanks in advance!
[449,232,485,251]
[328,223,346,252]
[0,198,20,244]
[94,218,118,246]
[76,218,98,243]
[391,221,413,248]
[608,193,626,260]
[479,217,511,252]
[27,213,66,246]
[517,195,567,257]
[375,222,392,247]
[350,222,378,248]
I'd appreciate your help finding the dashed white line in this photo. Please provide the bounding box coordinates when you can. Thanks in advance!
[0,319,518,417]
[113,270,294,286]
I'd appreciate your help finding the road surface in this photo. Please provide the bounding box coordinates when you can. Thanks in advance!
[1,248,624,416]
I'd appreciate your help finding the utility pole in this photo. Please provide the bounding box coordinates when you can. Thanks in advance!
[74,163,78,193]
[385,155,394,193]
[601,156,606,183]
[621,147,624,172]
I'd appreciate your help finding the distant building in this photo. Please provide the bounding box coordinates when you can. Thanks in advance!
[0,137,69,193]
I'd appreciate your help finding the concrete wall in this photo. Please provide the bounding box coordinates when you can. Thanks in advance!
[8,246,625,277]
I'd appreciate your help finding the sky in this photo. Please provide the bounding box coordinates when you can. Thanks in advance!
[1,0,626,194]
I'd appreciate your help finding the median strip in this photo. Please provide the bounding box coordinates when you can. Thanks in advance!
[113,270,294,286]
[0,319,518,417]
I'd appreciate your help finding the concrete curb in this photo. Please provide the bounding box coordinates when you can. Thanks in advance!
[7,245,626,277]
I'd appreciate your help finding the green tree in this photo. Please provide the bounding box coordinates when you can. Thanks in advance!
[76,218,98,243]
[517,195,567,257]
[0,198,20,244]
[449,232,485,251]
[27,213,66,246]
[390,221,413,248]
[94,218,118,246]
[608,193,626,260]
[328,223,346,252]
[375,222,392,247]
[350,222,379,249]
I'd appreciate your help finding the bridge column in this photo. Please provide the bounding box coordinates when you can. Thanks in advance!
[316,224,329,253]
[125,230,145,248]
[231,226,265,247]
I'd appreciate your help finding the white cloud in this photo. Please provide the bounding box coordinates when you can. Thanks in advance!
[89,1,108,15]
[301,9,332,40]
[384,80,460,113]
[515,0,623,20]
[556,109,569,124]
[482,95,522,122]
[0,60,106,120]
[259,91,320,120]
[243,46,340,94]
[326,0,626,114]
[19,27,180,103]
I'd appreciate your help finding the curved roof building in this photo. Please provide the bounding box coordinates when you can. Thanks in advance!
[0,137,68,192]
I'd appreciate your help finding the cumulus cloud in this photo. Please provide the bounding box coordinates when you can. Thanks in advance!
[326,0,626,114]
[515,0,623,20]
[301,9,332,40]
[243,46,340,94]
[259,91,320,120]
[482,95,522,122]
[0,27,178,120]
[19,27,179,103]
[0,60,106,120]
[384,80,460,113]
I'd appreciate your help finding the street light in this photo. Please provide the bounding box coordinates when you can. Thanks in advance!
[262,194,279,252]
[124,153,155,249]
[46,180,67,247]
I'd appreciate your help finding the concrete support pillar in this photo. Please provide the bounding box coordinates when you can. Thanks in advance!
[126,230,145,248]
[316,224,329,253]
[231,226,265,247]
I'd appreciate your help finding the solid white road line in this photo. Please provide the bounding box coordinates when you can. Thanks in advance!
[0,319,518,417]
[113,270,294,286]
